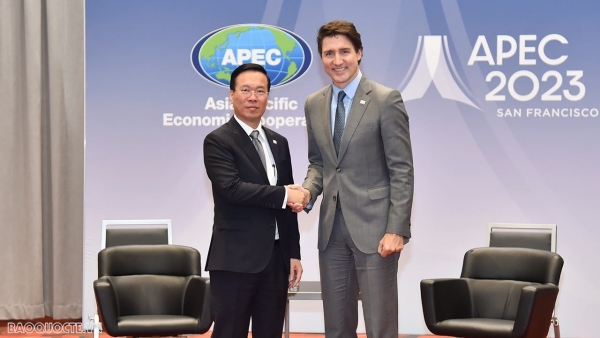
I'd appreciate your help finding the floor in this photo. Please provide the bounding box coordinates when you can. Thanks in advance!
[0,319,448,338]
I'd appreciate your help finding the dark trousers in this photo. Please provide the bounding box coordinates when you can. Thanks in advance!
[210,241,288,338]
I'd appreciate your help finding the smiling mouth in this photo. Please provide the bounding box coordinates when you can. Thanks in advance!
[333,67,347,72]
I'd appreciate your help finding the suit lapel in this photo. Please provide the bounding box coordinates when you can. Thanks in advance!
[319,86,336,159]
[337,77,372,160]
[228,118,270,184]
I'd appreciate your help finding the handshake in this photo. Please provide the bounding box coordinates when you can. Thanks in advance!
[285,184,311,213]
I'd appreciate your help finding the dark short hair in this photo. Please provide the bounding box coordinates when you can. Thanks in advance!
[229,63,271,91]
[317,20,363,64]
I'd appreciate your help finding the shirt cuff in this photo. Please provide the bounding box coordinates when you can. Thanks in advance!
[281,186,288,209]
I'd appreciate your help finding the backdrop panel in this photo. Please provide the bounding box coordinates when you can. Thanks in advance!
[84,1,600,336]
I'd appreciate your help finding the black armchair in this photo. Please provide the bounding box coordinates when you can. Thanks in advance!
[421,247,563,338]
[93,244,212,337]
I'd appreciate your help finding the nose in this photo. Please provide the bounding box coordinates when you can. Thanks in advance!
[247,91,258,100]
[333,53,343,65]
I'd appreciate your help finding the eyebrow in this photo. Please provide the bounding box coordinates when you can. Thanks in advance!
[323,47,352,53]
[240,85,266,89]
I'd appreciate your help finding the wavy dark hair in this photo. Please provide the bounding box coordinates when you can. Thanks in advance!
[317,20,363,64]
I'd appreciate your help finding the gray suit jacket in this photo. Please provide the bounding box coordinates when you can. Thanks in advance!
[302,76,414,253]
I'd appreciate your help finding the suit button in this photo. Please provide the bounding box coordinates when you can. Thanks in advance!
[333,195,337,202]
[336,167,341,172]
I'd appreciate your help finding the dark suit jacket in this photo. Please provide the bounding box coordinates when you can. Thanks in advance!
[203,117,300,274]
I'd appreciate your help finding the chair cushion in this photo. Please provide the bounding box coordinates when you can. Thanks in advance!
[106,228,169,247]
[436,318,514,338]
[461,247,563,285]
[489,231,552,252]
[117,315,200,336]
[110,275,189,316]
[467,279,537,320]
[98,244,202,277]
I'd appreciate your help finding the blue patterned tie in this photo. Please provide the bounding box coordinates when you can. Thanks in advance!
[333,91,346,156]
[250,130,267,171]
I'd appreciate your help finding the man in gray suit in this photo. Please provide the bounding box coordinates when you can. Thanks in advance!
[293,20,414,338]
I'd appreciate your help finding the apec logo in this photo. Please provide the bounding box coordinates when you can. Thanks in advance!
[401,35,584,106]
[191,24,312,87]
[400,35,479,109]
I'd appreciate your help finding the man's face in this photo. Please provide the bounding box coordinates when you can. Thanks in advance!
[320,35,362,89]
[230,70,269,128]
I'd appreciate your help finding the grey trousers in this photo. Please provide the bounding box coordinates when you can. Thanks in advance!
[319,209,400,338]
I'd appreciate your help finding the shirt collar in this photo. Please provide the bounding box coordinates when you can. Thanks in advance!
[332,70,362,101]
[234,114,265,138]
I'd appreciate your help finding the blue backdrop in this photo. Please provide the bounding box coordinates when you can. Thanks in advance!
[84,1,600,336]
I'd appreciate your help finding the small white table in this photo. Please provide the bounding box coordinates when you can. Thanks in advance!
[284,281,322,338]
[284,281,360,338]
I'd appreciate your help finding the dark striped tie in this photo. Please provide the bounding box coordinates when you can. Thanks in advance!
[250,130,267,171]
[333,90,346,156]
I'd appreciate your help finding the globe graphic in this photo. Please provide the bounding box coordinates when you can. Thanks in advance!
[199,25,305,87]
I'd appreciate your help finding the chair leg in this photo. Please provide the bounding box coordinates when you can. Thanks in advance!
[551,315,560,338]
[90,313,101,338]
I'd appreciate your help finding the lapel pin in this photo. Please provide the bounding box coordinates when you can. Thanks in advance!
[360,100,366,105]
[273,140,278,144]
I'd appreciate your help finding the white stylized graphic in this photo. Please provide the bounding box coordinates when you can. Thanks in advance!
[400,35,479,109]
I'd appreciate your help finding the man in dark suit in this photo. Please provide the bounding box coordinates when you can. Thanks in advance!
[203,63,305,338]
[293,20,415,338]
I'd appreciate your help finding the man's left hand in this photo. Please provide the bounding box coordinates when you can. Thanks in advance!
[378,233,404,258]
[289,258,303,288]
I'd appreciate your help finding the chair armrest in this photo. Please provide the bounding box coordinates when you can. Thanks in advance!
[420,278,472,329]
[512,284,559,338]
[183,276,212,333]
[93,277,119,336]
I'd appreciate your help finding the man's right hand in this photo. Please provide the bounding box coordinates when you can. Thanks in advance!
[285,185,311,212]
[286,186,305,204]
